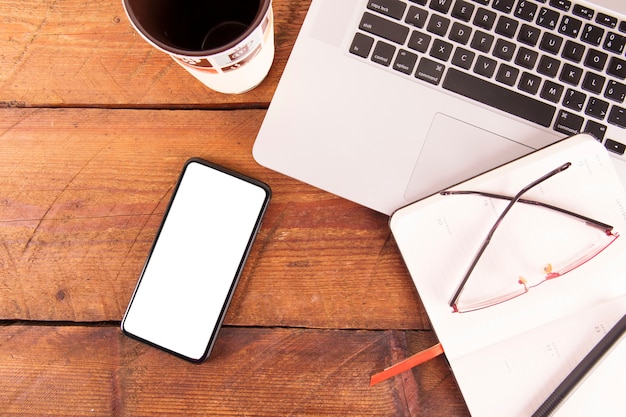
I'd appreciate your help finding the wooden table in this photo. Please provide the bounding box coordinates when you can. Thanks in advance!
[0,1,470,415]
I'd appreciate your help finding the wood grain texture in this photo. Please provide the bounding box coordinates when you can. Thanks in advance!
[0,108,427,328]
[0,1,472,414]
[0,325,468,416]
[0,0,310,108]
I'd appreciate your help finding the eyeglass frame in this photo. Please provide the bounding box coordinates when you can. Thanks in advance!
[441,162,619,313]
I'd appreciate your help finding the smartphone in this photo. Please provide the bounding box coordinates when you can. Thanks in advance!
[121,158,271,363]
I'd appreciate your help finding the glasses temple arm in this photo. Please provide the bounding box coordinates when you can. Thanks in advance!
[440,191,613,233]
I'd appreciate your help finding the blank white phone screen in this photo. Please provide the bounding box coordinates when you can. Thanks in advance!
[122,160,270,361]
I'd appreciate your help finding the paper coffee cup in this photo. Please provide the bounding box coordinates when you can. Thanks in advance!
[123,0,274,94]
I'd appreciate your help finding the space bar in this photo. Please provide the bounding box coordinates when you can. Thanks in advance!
[442,68,556,128]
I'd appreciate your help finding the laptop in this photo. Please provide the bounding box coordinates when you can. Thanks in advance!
[254,0,626,215]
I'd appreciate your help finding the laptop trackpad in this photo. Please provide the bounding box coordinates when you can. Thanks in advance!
[404,113,533,202]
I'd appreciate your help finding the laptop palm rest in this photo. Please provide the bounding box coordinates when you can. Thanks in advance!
[404,113,534,202]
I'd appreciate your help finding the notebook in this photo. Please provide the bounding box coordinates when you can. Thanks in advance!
[254,0,626,215]
[389,133,626,416]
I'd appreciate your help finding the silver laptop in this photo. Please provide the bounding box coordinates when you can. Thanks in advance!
[254,0,626,215]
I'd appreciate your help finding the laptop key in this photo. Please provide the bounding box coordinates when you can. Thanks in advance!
[360,12,410,45]
[605,138,626,155]
[429,0,454,14]
[608,105,626,128]
[573,4,594,20]
[367,0,407,20]
[585,97,609,119]
[554,109,584,135]
[514,0,538,22]
[451,0,474,22]
[393,49,418,74]
[537,7,560,30]
[371,41,396,66]
[430,39,454,62]
[605,80,626,102]
[584,120,607,140]
[408,30,432,53]
[406,6,428,28]
[415,57,445,85]
[442,68,556,127]
[604,32,626,54]
[350,33,375,58]
[607,57,626,79]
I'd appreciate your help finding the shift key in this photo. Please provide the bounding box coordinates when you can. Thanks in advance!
[360,12,410,45]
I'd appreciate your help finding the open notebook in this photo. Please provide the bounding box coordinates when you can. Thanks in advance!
[389,133,626,416]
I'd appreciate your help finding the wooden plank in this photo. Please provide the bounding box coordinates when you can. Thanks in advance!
[0,325,468,416]
[0,0,311,108]
[0,108,427,328]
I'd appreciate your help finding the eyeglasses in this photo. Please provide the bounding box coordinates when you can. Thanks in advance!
[442,162,620,313]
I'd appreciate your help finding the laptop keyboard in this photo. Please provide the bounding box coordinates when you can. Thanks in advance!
[349,0,626,156]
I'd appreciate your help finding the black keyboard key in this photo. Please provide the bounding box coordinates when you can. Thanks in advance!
[474,8,496,30]
[471,31,494,53]
[519,72,541,94]
[406,6,428,28]
[604,32,626,54]
[494,38,516,61]
[408,30,432,52]
[430,39,454,61]
[559,16,583,38]
[584,49,608,71]
[350,33,375,58]
[515,47,538,69]
[540,80,565,102]
[537,7,560,30]
[540,32,563,55]
[393,49,418,74]
[496,64,520,86]
[474,55,497,77]
[562,40,585,63]
[584,120,607,140]
[452,47,476,69]
[371,41,396,66]
[559,63,583,85]
[554,110,584,135]
[451,0,475,22]
[596,13,618,29]
[493,0,515,14]
[562,88,586,111]
[550,0,571,12]
[496,16,519,38]
[427,14,451,36]
[368,0,407,20]
[608,105,626,128]
[360,12,410,44]
[415,57,445,85]
[581,24,604,46]
[449,22,472,45]
[518,24,541,46]
[442,68,556,127]
[605,138,626,155]
[573,4,594,20]
[538,55,561,78]
[514,0,538,22]
[429,0,454,14]
[410,0,428,5]
[608,57,626,79]
[581,72,606,94]
[471,0,489,5]
[585,97,609,119]
[605,80,626,102]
